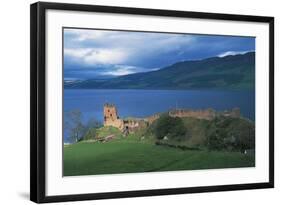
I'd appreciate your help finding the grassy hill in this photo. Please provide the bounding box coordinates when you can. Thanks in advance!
[64,116,255,176]
[64,139,254,176]
[65,52,255,90]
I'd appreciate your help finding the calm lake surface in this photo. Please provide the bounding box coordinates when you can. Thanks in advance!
[64,89,255,142]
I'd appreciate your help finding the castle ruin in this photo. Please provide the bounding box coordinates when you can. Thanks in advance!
[103,103,240,132]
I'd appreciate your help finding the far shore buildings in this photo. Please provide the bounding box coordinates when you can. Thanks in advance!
[103,103,240,133]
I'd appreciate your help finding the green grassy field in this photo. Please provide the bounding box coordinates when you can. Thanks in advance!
[63,140,255,176]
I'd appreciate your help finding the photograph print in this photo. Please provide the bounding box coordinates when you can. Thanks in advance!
[63,28,255,176]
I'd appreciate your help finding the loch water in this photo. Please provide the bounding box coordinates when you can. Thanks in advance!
[64,89,255,142]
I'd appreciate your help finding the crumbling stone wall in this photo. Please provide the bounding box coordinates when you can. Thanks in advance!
[146,114,160,125]
[169,108,216,120]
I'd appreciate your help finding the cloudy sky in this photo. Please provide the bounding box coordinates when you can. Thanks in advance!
[64,28,255,80]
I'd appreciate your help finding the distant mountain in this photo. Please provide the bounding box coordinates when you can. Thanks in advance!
[64,52,255,90]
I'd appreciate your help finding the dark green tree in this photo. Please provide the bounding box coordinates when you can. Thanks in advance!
[154,114,186,141]
[206,117,255,152]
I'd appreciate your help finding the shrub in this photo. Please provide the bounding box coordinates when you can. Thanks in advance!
[154,114,186,141]
[83,128,97,140]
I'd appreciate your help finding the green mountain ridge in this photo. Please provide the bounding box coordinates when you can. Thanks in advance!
[64,52,255,90]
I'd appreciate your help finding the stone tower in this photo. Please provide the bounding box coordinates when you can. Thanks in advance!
[103,103,124,129]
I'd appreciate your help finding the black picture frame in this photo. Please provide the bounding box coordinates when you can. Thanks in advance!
[30,1,274,203]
